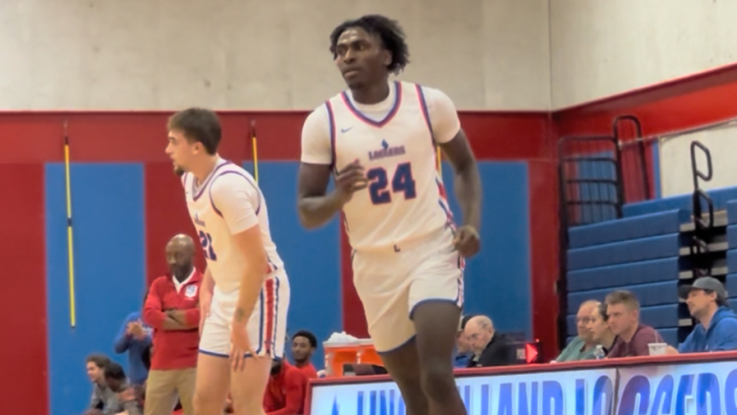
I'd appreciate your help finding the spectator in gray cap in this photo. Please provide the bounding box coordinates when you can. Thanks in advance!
[670,277,737,354]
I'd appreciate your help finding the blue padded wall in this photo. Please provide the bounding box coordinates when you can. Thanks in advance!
[242,161,342,368]
[45,163,145,415]
[442,161,532,337]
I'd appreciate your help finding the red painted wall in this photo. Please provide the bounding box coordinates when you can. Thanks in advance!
[555,63,737,139]
[0,109,559,369]
[0,163,48,415]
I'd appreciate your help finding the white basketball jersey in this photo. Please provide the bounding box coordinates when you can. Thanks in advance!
[327,81,455,251]
[182,159,284,293]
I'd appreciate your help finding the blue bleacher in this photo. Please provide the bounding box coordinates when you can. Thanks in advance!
[623,186,737,218]
[727,200,737,224]
[567,281,677,314]
[727,250,737,271]
[564,185,737,349]
[728,225,737,248]
[567,257,680,292]
[568,209,689,248]
[567,233,682,270]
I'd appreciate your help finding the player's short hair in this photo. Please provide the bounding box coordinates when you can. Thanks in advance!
[605,290,640,310]
[86,353,111,369]
[103,362,126,381]
[167,107,221,155]
[292,330,318,348]
[329,14,410,74]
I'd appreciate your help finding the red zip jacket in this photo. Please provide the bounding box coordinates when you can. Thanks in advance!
[143,269,202,370]
[263,361,308,415]
[296,362,318,380]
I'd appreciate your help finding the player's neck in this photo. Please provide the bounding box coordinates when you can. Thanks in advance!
[350,79,391,105]
[191,155,220,184]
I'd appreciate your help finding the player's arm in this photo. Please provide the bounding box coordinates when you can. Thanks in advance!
[198,267,214,334]
[165,309,198,329]
[201,267,215,300]
[266,371,307,415]
[297,105,366,229]
[430,88,482,234]
[209,175,267,331]
[142,281,193,331]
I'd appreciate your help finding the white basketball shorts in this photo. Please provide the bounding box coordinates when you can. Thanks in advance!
[199,271,290,359]
[352,225,465,353]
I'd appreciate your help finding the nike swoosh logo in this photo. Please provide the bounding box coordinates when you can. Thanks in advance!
[341,127,353,133]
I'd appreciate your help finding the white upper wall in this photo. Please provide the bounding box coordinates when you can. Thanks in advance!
[2,0,734,111]
[0,0,550,111]
[550,0,737,109]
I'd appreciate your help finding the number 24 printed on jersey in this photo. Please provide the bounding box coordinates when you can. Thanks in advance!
[367,162,416,205]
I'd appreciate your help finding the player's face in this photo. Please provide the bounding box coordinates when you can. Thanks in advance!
[165,129,198,176]
[334,27,391,89]
[291,336,313,363]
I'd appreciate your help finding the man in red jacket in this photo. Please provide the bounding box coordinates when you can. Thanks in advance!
[291,330,318,380]
[143,234,202,415]
[263,360,308,415]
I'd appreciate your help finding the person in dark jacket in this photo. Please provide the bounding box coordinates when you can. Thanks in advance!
[673,277,737,353]
[463,315,515,367]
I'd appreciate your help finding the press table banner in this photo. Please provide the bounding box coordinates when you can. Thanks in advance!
[310,361,737,415]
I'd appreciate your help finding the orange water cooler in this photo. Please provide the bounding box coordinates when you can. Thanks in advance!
[323,339,384,377]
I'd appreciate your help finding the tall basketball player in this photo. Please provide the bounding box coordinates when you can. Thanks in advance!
[297,15,481,415]
[165,108,290,415]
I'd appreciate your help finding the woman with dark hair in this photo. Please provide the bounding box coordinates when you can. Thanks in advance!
[588,302,616,355]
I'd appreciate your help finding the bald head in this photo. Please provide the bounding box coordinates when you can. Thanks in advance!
[464,315,495,355]
[168,234,194,251]
[166,234,195,279]
[467,315,493,331]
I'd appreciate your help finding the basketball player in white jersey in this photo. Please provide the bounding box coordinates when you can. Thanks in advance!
[298,15,481,415]
[165,108,290,415]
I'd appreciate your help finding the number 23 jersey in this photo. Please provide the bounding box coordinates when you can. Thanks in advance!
[301,81,462,251]
[182,159,284,293]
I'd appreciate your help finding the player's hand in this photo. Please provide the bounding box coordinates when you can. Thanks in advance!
[454,225,480,258]
[334,159,368,205]
[229,321,257,372]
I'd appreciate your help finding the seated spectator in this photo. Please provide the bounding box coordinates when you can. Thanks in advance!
[85,354,120,415]
[113,292,152,387]
[672,277,737,353]
[463,315,514,367]
[263,359,308,415]
[291,330,319,379]
[104,362,143,415]
[454,314,475,368]
[588,301,616,355]
[605,290,664,358]
[555,300,598,362]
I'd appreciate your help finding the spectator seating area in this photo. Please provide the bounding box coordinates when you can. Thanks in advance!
[565,185,737,347]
